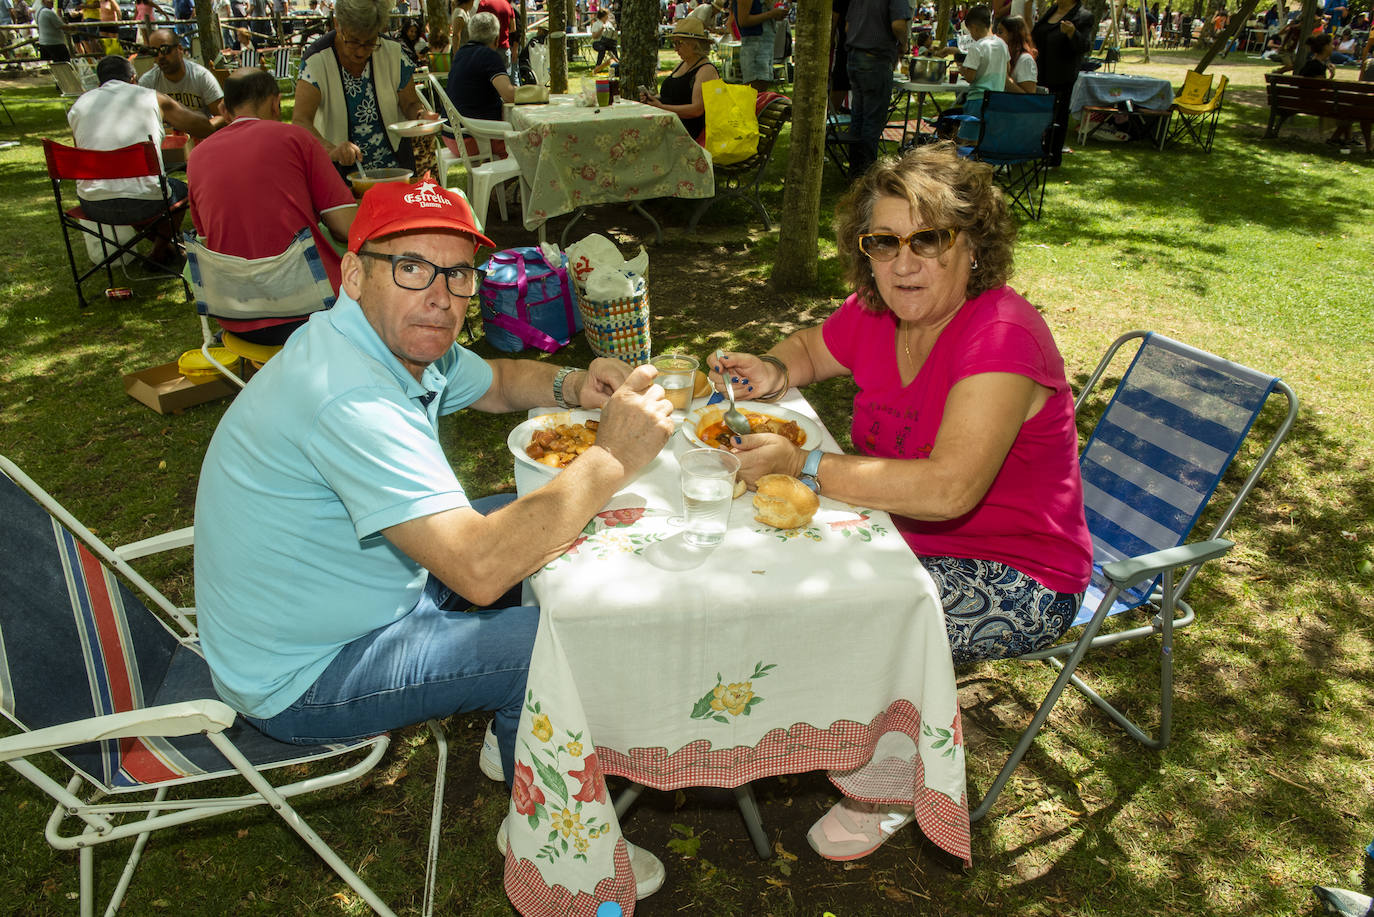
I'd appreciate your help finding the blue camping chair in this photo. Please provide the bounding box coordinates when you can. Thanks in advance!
[0,455,449,917]
[969,331,1299,821]
[950,90,1057,221]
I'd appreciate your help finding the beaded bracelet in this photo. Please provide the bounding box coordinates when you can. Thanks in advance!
[754,354,789,403]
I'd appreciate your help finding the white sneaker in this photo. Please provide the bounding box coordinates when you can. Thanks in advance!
[479,720,504,782]
[496,817,666,899]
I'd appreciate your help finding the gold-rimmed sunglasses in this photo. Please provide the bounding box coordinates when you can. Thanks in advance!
[858,228,958,262]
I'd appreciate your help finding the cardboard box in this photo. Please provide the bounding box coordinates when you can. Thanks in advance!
[122,362,237,415]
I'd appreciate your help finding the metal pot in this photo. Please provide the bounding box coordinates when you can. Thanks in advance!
[908,57,949,83]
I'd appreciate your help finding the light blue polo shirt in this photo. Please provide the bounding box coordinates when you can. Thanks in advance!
[194,293,495,718]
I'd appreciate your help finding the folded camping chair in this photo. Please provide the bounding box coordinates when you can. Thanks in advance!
[43,138,193,308]
[951,90,1057,221]
[968,330,1298,821]
[1161,74,1229,152]
[0,454,449,917]
[825,109,860,182]
[184,227,337,387]
[688,93,791,232]
[51,61,89,102]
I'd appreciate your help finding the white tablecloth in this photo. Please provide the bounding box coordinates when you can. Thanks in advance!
[502,392,971,916]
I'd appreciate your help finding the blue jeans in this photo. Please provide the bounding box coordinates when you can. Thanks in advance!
[246,494,538,786]
[847,50,895,176]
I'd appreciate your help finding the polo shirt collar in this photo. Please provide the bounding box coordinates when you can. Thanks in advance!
[327,291,449,403]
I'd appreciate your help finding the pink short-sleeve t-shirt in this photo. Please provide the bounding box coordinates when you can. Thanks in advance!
[822,286,1092,594]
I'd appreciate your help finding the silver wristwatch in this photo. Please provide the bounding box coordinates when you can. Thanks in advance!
[552,366,578,409]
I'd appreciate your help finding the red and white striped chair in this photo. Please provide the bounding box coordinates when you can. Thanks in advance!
[0,455,448,917]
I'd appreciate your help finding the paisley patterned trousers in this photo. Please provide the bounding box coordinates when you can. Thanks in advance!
[919,556,1084,667]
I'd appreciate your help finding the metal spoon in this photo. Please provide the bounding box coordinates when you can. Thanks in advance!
[714,349,752,437]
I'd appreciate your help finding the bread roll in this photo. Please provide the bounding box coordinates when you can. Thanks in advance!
[752,474,819,530]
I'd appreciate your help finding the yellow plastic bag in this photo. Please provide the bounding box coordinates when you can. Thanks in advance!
[702,79,759,165]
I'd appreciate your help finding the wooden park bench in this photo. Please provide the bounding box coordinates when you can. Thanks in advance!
[1264,72,1374,150]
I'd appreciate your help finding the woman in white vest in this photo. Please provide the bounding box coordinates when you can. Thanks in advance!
[292,0,437,173]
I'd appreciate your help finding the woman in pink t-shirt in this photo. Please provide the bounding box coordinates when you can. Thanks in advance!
[713,143,1092,861]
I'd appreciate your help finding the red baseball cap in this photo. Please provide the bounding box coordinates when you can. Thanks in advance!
[347,177,496,253]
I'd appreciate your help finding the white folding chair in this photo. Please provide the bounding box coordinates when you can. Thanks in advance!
[427,73,524,229]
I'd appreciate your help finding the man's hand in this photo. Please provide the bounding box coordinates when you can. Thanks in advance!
[589,364,675,476]
[576,357,633,407]
[330,140,362,166]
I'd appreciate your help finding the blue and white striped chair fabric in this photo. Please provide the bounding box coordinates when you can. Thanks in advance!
[1075,332,1282,624]
[969,331,1298,822]
[0,455,447,917]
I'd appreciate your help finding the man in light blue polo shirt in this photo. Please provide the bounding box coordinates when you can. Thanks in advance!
[194,181,675,880]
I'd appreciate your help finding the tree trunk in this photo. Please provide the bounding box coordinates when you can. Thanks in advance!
[617,0,658,100]
[549,0,568,93]
[936,0,952,44]
[426,0,447,46]
[197,2,219,65]
[1292,0,1318,72]
[770,0,829,292]
[1194,0,1259,69]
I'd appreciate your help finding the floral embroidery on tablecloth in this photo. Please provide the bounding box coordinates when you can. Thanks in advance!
[922,710,963,760]
[690,661,775,723]
[518,692,611,863]
[827,510,889,542]
[754,509,890,544]
[542,505,666,569]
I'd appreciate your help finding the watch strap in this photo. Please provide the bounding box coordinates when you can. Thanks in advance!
[552,366,577,409]
[799,449,822,494]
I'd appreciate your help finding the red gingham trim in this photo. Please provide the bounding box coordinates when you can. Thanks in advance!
[595,701,971,865]
[505,837,636,916]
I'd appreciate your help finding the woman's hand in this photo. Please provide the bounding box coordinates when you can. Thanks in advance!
[1059,19,1076,36]
[330,140,362,166]
[728,433,803,488]
[639,88,661,107]
[708,350,783,402]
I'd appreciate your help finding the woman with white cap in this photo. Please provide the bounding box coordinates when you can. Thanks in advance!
[639,17,720,143]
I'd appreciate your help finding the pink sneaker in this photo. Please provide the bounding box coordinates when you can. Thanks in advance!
[805,798,915,861]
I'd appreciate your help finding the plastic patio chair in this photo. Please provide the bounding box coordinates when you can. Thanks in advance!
[688,93,791,232]
[0,454,449,917]
[950,90,1057,221]
[1161,74,1229,152]
[427,74,523,229]
[184,227,337,387]
[42,138,192,308]
[969,330,1299,821]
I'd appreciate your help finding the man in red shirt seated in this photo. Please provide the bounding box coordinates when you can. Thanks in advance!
[187,68,358,345]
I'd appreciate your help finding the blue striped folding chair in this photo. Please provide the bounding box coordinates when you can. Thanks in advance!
[970,331,1298,821]
[0,455,448,917]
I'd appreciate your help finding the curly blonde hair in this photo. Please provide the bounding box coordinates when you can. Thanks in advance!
[834,143,1016,313]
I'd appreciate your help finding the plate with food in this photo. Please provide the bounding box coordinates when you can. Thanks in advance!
[508,410,602,496]
[387,118,446,137]
[683,403,823,452]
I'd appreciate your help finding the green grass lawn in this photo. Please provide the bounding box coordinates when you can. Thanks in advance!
[1,45,1372,916]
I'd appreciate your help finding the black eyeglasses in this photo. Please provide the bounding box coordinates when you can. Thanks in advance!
[150,44,179,56]
[858,228,959,262]
[359,251,483,297]
[339,34,381,51]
